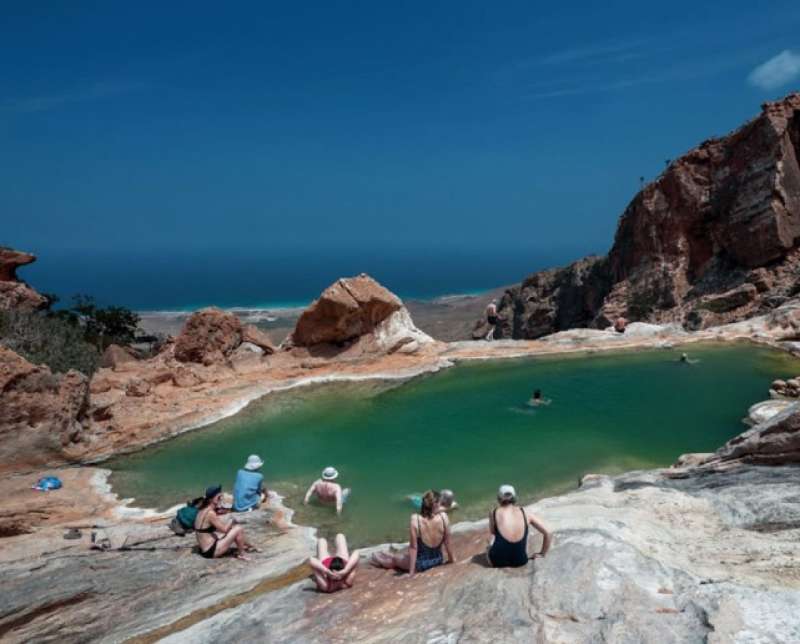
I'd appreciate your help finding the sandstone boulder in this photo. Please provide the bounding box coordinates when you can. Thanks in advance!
[125,378,152,398]
[174,307,243,365]
[171,365,204,388]
[0,345,89,473]
[0,248,48,311]
[241,324,276,354]
[100,344,138,370]
[291,274,403,346]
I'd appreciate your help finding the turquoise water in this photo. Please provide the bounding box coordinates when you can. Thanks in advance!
[108,344,797,546]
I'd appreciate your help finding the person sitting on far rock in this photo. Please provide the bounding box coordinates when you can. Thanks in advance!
[309,533,360,592]
[528,389,552,407]
[233,454,267,512]
[304,467,349,515]
[370,490,455,577]
[485,299,499,341]
[613,317,627,334]
[195,485,251,561]
[487,485,551,568]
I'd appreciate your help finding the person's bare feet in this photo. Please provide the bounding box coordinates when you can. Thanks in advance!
[235,552,252,561]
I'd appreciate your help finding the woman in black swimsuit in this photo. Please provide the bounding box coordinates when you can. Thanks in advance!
[370,490,456,577]
[195,485,251,561]
[487,484,551,567]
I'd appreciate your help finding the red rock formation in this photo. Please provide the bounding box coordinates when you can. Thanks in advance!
[241,324,277,354]
[0,248,47,311]
[0,345,89,474]
[101,344,139,370]
[291,274,403,346]
[174,307,244,365]
[483,93,800,339]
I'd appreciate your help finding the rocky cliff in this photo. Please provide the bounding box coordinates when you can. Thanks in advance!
[0,346,89,474]
[480,93,800,339]
[0,248,47,312]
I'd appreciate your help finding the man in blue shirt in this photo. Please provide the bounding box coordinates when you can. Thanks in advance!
[233,454,267,512]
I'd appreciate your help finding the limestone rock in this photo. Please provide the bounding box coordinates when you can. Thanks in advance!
[174,307,243,364]
[0,345,89,473]
[100,344,138,370]
[291,274,403,346]
[710,402,800,464]
[241,324,276,354]
[125,378,152,398]
[479,93,800,339]
[0,247,47,311]
[747,399,796,425]
[171,365,204,388]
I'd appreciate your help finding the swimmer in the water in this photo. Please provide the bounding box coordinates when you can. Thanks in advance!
[528,389,552,407]
[304,467,350,515]
[408,488,458,513]
[679,352,700,365]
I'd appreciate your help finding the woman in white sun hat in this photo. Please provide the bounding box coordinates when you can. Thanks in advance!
[304,466,350,515]
[232,454,268,512]
[487,484,551,567]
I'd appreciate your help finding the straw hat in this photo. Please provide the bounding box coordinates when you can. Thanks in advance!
[322,466,339,481]
[244,454,264,471]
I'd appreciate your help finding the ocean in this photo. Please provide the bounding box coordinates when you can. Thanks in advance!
[21,246,589,312]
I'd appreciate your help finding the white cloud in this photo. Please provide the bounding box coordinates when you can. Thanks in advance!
[747,50,800,90]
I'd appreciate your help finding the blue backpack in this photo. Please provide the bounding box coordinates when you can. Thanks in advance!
[33,476,62,491]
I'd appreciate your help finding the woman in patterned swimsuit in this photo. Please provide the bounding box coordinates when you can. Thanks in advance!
[370,490,455,577]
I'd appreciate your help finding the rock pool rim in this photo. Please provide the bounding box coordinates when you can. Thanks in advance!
[100,336,792,524]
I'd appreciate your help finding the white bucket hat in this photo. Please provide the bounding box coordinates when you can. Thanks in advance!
[498,484,516,502]
[322,466,339,481]
[244,454,264,471]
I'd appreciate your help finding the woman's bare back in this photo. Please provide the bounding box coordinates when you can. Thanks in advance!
[494,505,526,542]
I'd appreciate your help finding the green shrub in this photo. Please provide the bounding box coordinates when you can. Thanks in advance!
[0,310,100,376]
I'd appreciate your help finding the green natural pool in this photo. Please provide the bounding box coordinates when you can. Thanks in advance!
[108,344,798,546]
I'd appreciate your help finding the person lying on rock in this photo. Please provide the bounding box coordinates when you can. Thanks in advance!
[371,490,455,577]
[309,533,360,592]
[195,484,252,561]
[487,484,551,568]
[233,454,268,512]
[304,467,350,515]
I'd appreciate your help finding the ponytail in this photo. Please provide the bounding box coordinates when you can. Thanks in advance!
[420,490,441,519]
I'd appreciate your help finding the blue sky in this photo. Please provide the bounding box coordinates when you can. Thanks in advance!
[2,1,800,258]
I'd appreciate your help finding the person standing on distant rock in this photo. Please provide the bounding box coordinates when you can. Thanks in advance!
[487,484,551,568]
[233,454,267,512]
[485,299,499,341]
[309,533,360,592]
[304,467,349,515]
